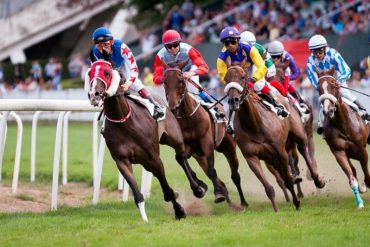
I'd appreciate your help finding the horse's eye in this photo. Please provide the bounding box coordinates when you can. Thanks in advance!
[104,70,110,79]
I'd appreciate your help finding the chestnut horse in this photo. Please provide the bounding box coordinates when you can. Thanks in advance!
[162,61,247,208]
[224,65,325,211]
[271,67,317,199]
[316,68,370,208]
[87,57,208,220]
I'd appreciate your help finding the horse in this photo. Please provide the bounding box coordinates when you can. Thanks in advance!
[270,67,317,199]
[162,61,248,208]
[87,55,208,221]
[316,68,370,208]
[224,65,325,211]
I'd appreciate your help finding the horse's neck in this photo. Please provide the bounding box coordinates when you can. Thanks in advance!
[104,94,130,119]
[331,98,351,126]
[237,98,262,132]
[181,93,199,116]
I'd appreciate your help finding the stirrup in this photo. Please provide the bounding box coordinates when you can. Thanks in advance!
[153,106,165,119]
[361,113,370,121]
[299,103,310,114]
[276,105,289,117]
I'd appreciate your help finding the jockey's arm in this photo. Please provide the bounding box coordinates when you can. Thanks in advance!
[332,50,351,83]
[288,54,301,81]
[216,57,228,83]
[153,55,164,85]
[120,43,139,88]
[249,46,267,81]
[306,58,318,88]
[188,47,209,76]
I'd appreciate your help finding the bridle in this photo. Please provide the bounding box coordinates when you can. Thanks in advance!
[225,66,250,105]
[317,74,339,105]
[164,67,201,118]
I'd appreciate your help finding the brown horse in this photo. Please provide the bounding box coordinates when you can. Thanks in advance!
[162,61,247,208]
[87,57,208,220]
[316,68,370,208]
[224,65,325,211]
[271,67,317,199]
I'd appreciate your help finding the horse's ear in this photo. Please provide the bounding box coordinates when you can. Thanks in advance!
[102,50,110,61]
[90,49,96,62]
[177,59,188,70]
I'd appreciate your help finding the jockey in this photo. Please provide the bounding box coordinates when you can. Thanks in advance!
[306,34,370,134]
[217,26,289,118]
[91,27,164,119]
[268,40,310,114]
[240,31,276,80]
[153,29,224,119]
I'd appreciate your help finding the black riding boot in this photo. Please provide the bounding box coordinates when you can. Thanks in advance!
[144,95,165,119]
[354,100,370,121]
[267,92,289,117]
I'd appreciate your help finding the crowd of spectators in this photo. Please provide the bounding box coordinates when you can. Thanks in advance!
[157,0,369,46]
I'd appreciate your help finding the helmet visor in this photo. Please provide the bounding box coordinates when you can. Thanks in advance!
[94,36,113,44]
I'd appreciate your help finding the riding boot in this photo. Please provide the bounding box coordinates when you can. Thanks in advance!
[267,92,289,117]
[139,88,165,119]
[199,91,225,119]
[354,100,370,121]
[291,91,310,114]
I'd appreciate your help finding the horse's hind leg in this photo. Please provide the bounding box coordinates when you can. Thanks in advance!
[217,134,248,207]
[357,148,370,190]
[144,156,186,219]
[115,159,147,221]
[289,150,304,198]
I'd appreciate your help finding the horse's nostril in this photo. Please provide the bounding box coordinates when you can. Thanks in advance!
[94,92,100,97]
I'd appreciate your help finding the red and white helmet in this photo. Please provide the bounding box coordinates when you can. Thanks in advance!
[162,30,181,45]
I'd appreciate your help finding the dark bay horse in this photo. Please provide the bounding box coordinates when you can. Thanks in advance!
[316,68,370,208]
[162,61,247,208]
[224,65,325,211]
[87,58,208,220]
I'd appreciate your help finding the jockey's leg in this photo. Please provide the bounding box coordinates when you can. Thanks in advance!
[138,88,165,119]
[288,86,310,114]
[254,80,289,117]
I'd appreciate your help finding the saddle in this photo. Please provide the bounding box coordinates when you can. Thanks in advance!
[342,98,370,124]
[125,93,166,121]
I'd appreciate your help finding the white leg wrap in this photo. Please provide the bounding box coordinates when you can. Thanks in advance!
[138,201,148,222]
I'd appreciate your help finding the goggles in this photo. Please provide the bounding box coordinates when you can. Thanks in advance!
[165,43,180,49]
[223,38,238,46]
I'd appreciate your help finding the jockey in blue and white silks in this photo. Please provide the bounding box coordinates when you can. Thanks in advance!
[306,34,370,134]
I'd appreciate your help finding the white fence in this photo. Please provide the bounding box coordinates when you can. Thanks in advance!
[0,99,152,210]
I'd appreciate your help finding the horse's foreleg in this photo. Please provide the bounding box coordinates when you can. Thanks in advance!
[297,141,325,189]
[144,156,186,219]
[266,162,290,202]
[115,159,147,221]
[175,153,207,198]
[217,135,248,207]
[246,156,279,212]
[333,150,364,208]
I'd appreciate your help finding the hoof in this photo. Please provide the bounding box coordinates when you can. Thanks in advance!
[214,194,226,204]
[228,203,245,212]
[193,186,207,198]
[314,177,326,189]
[359,183,367,193]
[175,206,186,220]
[197,180,208,192]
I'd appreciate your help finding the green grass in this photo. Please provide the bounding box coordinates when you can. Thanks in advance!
[0,122,369,247]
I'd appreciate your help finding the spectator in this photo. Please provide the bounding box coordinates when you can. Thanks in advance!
[68,53,84,79]
[142,67,154,87]
[181,0,194,20]
[0,80,14,96]
[30,60,44,88]
[44,58,55,88]
[14,64,24,84]
[52,58,62,90]
[360,69,370,88]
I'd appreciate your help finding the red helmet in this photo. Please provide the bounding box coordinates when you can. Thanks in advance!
[162,30,181,45]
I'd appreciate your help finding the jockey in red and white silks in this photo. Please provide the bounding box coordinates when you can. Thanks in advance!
[153,30,209,95]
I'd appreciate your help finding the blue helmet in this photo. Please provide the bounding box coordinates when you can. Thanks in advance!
[92,27,113,43]
[219,27,240,41]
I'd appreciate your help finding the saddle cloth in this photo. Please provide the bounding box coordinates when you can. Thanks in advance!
[126,94,166,121]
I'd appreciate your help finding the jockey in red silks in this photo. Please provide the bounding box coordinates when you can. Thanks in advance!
[153,29,224,119]
[267,40,310,114]
[89,27,164,119]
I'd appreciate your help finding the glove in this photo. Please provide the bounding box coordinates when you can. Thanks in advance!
[250,77,257,83]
